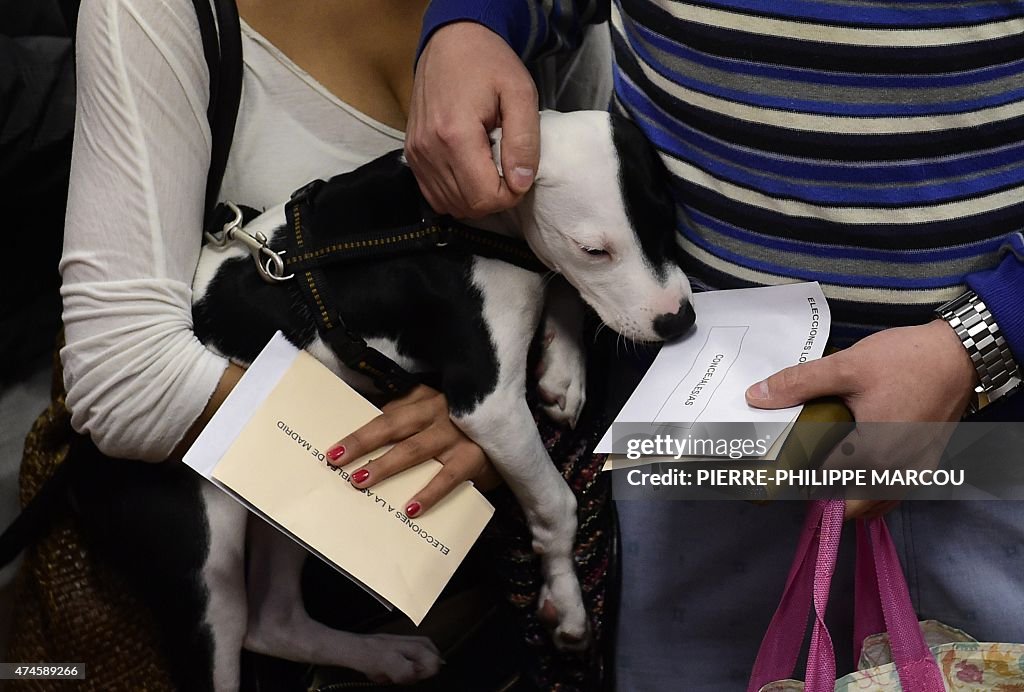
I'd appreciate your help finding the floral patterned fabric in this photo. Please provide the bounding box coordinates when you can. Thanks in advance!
[761,621,1024,691]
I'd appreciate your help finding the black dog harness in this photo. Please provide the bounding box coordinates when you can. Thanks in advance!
[206,155,548,396]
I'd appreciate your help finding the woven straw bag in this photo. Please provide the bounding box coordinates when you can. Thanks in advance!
[7,350,174,691]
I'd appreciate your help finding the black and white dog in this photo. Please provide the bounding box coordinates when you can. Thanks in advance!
[184,110,693,688]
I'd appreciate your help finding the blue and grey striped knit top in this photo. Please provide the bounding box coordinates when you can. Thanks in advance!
[421,0,1024,355]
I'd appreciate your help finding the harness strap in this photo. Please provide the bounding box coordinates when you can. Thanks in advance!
[284,184,421,396]
[285,179,548,275]
[278,177,550,395]
[193,0,242,228]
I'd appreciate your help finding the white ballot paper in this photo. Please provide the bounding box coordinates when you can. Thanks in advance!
[596,282,830,461]
[184,332,494,625]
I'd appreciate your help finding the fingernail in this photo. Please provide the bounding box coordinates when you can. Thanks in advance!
[511,166,534,186]
[747,380,769,400]
[326,445,345,462]
[406,501,422,518]
[351,468,370,484]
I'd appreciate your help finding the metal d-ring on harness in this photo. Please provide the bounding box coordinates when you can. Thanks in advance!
[204,201,294,283]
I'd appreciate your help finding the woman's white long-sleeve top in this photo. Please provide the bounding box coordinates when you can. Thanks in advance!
[61,0,403,460]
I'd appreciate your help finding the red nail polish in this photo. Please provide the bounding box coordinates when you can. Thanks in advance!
[326,445,345,462]
[406,501,421,517]
[351,468,369,484]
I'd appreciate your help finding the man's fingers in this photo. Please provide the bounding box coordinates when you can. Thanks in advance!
[497,85,540,194]
[414,118,515,218]
[403,143,462,216]
[448,131,520,218]
[425,180,462,219]
[746,353,857,409]
[822,430,903,507]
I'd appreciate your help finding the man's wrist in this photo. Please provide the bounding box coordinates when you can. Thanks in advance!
[928,318,980,411]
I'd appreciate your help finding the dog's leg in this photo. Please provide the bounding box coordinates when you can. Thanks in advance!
[243,518,442,685]
[199,481,250,691]
[452,260,589,650]
[536,275,587,428]
[457,393,589,650]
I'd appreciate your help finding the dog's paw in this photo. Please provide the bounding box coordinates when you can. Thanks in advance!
[358,634,443,685]
[536,328,587,428]
[538,577,591,652]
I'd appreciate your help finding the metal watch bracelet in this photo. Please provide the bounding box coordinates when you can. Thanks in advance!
[936,290,1023,413]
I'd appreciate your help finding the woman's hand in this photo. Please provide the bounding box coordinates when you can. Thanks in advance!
[745,320,977,519]
[324,385,501,517]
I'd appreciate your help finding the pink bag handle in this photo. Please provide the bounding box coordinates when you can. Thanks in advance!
[747,500,841,691]
[854,517,948,690]
[854,519,886,660]
[804,500,844,691]
[748,500,945,692]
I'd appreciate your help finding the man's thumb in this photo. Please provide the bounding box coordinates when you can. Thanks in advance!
[745,356,853,409]
[498,96,540,194]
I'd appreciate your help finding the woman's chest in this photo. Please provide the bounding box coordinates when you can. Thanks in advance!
[236,0,427,130]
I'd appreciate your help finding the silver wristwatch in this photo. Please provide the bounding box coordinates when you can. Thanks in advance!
[936,290,1023,413]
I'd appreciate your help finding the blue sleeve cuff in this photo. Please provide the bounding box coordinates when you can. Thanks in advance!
[966,231,1024,365]
[417,1,534,62]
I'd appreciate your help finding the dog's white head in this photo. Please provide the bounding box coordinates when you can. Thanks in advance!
[497,110,693,342]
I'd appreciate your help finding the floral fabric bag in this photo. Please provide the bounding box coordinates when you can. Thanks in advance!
[748,500,1024,692]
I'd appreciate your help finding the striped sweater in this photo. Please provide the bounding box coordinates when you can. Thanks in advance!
[421,0,1024,361]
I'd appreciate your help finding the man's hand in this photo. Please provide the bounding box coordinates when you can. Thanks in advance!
[405,22,540,218]
[325,385,501,518]
[745,320,977,519]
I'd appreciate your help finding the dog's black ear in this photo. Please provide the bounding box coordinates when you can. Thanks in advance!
[609,112,677,274]
[312,150,424,231]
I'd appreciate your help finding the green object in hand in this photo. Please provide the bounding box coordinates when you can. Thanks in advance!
[756,397,855,502]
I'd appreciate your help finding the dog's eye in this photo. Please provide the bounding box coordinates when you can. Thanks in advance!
[580,245,609,257]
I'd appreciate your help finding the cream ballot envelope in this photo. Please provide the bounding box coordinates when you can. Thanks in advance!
[184,332,495,625]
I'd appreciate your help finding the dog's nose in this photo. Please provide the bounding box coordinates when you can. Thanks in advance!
[653,303,696,340]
